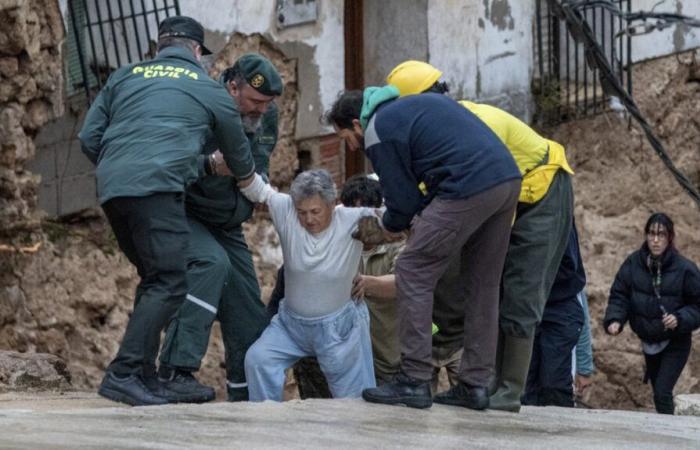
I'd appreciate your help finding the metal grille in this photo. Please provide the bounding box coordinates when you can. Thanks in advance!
[534,0,632,123]
[65,0,181,103]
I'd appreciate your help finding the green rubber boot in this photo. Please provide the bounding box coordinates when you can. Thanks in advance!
[489,334,534,413]
[488,331,505,396]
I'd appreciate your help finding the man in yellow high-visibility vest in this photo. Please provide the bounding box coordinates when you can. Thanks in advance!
[387,61,575,412]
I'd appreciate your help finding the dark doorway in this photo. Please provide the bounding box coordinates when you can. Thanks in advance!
[343,0,365,177]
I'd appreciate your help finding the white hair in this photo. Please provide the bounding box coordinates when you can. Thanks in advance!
[289,169,337,205]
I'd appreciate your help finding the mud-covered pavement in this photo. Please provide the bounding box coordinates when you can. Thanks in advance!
[1,393,699,449]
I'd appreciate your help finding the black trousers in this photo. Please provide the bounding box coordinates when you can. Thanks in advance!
[644,334,692,414]
[522,297,583,407]
[102,192,189,376]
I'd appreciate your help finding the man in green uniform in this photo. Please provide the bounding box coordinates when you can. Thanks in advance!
[157,54,283,402]
[79,16,256,406]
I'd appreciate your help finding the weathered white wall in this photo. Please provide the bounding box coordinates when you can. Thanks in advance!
[428,0,535,119]
[180,0,345,139]
[180,0,272,34]
[363,0,429,86]
[184,0,540,131]
[630,0,700,62]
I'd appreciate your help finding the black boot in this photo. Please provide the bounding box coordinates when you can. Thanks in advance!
[362,372,432,409]
[98,371,169,406]
[434,382,489,411]
[227,385,249,402]
[157,367,216,403]
[143,375,186,403]
[653,393,675,415]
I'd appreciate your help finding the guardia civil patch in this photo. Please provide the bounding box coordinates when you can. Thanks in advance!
[251,74,265,88]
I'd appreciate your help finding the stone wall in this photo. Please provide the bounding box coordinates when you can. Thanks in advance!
[0,25,297,395]
[0,0,64,236]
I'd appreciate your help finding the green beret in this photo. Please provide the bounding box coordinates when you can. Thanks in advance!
[233,53,283,96]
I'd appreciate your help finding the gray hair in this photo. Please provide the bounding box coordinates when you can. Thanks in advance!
[289,169,337,205]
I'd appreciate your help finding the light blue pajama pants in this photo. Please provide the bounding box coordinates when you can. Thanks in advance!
[245,300,376,401]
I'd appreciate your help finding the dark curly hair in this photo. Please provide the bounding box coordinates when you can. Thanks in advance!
[340,174,382,208]
[323,90,363,130]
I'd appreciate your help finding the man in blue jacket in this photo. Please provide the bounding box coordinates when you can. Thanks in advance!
[325,88,521,410]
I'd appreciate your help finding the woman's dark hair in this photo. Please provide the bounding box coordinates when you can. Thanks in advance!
[340,174,383,208]
[323,90,363,129]
[644,212,675,247]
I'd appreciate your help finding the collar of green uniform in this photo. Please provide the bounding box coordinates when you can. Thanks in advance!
[156,47,203,68]
[360,85,400,130]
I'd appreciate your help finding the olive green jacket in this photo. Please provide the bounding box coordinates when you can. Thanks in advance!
[186,101,278,230]
[360,242,404,381]
[79,47,254,204]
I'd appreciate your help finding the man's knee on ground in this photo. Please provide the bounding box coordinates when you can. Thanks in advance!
[244,341,268,373]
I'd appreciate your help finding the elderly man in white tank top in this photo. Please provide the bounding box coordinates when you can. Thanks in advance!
[240,169,378,400]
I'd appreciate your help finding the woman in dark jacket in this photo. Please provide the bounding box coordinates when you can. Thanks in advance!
[604,213,700,414]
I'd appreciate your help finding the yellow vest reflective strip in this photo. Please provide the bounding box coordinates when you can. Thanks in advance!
[418,181,428,195]
[519,139,574,204]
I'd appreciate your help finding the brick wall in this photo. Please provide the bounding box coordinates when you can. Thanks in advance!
[318,133,344,188]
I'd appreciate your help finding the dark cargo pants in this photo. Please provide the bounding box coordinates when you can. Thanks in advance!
[500,171,573,338]
[102,192,189,376]
[159,218,269,393]
[396,179,521,386]
[522,296,583,407]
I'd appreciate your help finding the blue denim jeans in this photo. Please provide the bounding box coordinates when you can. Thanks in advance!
[245,300,376,401]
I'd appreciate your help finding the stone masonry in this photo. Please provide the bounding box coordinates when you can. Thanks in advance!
[0,0,64,236]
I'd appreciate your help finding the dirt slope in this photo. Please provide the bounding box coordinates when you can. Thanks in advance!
[545,49,700,410]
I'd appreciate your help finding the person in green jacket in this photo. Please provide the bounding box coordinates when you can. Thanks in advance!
[157,54,283,402]
[79,16,256,406]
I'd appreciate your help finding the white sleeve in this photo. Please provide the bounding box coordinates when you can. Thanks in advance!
[336,206,382,236]
[356,206,384,223]
[239,173,276,204]
[267,191,294,230]
[240,173,293,235]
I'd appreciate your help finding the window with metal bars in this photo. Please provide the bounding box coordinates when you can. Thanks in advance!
[64,0,181,104]
[533,0,632,124]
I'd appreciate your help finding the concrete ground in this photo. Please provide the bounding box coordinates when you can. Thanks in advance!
[0,392,699,449]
